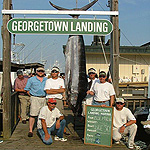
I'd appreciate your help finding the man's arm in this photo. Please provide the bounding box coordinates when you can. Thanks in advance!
[15,88,26,93]
[46,87,65,94]
[14,79,26,93]
[55,116,64,129]
[86,90,95,95]
[24,79,32,96]
[119,120,136,133]
[24,78,31,91]
[110,95,115,106]
[41,119,50,141]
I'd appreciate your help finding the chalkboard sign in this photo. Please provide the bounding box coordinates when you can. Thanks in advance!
[84,105,113,147]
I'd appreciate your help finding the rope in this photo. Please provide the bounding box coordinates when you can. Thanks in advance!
[118,55,147,65]
[99,37,112,80]
[99,37,109,65]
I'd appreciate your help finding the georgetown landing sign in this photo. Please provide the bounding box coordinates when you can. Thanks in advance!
[7,18,113,35]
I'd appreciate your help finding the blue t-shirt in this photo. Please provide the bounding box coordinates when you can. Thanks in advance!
[24,76,47,96]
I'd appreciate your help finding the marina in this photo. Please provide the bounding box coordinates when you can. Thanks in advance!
[0,0,150,149]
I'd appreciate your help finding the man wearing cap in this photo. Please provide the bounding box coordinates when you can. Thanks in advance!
[14,70,30,124]
[37,98,67,145]
[44,66,65,113]
[113,98,137,149]
[82,68,99,116]
[87,71,115,106]
[24,67,47,137]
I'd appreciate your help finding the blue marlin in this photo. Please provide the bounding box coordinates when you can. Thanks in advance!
[49,0,98,114]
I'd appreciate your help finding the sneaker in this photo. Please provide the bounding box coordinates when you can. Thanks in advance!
[128,144,134,149]
[115,141,120,145]
[59,138,67,142]
[54,136,60,141]
[0,140,3,144]
[54,136,67,142]
[141,120,150,125]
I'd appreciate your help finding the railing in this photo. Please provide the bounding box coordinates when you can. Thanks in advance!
[0,92,20,137]
[119,84,150,112]
[11,92,20,133]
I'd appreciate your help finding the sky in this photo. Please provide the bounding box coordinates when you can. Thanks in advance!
[0,0,150,71]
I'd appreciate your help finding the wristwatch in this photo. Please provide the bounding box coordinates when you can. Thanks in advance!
[123,124,127,128]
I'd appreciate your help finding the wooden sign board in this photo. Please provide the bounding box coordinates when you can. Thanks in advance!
[84,105,113,147]
[7,18,113,36]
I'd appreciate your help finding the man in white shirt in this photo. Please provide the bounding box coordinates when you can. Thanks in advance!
[87,71,115,106]
[37,98,67,145]
[113,98,137,149]
[82,68,99,116]
[44,66,65,113]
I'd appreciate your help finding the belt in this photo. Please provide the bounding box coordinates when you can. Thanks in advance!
[94,100,108,103]
[31,95,45,98]
[37,96,45,98]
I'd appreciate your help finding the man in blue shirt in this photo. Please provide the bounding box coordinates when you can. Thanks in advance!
[25,67,47,137]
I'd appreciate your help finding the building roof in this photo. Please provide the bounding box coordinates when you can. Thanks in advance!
[85,45,150,54]
[63,44,150,54]
[0,61,44,72]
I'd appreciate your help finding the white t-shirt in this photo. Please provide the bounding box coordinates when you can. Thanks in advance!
[44,78,65,99]
[88,78,99,91]
[91,82,115,102]
[37,106,63,129]
[113,107,136,129]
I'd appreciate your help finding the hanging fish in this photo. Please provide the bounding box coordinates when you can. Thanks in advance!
[64,35,87,114]
[49,0,98,115]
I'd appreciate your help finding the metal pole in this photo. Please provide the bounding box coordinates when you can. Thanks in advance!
[2,0,12,139]
[110,0,119,96]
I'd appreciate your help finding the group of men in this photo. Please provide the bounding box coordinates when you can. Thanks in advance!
[14,66,67,144]
[15,66,138,149]
[82,68,137,149]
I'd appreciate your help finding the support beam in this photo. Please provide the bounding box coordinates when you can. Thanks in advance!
[110,0,119,96]
[2,0,12,139]
[2,10,119,16]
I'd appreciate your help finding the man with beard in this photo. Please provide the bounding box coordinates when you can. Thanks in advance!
[25,67,47,137]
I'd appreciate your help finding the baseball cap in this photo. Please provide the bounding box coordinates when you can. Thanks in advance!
[88,68,96,74]
[47,98,57,103]
[17,70,23,76]
[36,67,45,72]
[60,73,65,77]
[116,98,125,103]
[51,66,60,72]
[99,71,106,76]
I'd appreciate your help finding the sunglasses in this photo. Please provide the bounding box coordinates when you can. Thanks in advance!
[116,102,124,105]
[37,70,44,73]
[51,70,58,73]
[99,75,106,78]
[89,72,95,75]
[50,102,57,105]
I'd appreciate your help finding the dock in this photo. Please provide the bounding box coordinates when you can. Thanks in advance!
[0,107,128,150]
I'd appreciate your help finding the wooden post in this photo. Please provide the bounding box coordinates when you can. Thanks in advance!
[1,0,12,139]
[110,0,119,96]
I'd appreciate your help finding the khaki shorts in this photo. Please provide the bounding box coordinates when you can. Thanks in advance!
[30,96,46,116]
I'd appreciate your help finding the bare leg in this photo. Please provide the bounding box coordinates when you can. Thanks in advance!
[29,116,35,132]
